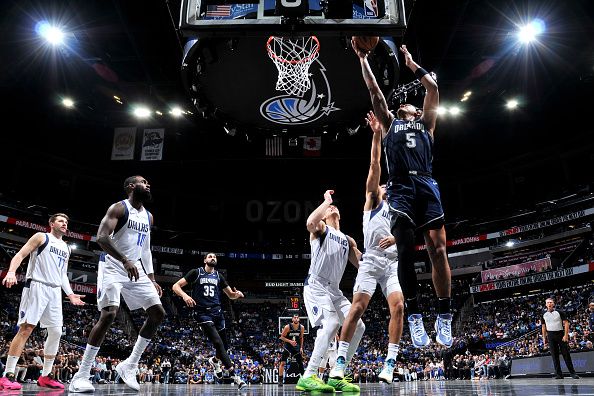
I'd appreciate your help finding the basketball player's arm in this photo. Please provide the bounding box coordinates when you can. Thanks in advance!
[399,45,439,134]
[353,40,394,138]
[300,325,305,353]
[172,274,196,307]
[223,286,244,300]
[541,320,548,346]
[364,111,382,211]
[2,233,46,288]
[61,266,86,305]
[279,325,296,346]
[347,236,361,269]
[97,202,140,281]
[306,190,333,238]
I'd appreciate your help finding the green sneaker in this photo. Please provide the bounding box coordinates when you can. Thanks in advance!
[296,375,335,393]
[327,376,360,393]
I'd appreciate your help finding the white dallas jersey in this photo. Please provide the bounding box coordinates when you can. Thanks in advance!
[104,199,151,267]
[363,201,397,254]
[25,233,70,287]
[309,225,350,283]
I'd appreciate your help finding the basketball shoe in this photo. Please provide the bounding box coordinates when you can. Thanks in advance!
[408,314,430,348]
[378,359,396,383]
[296,375,335,393]
[0,373,22,390]
[435,313,453,347]
[115,359,140,391]
[38,373,64,389]
[208,356,223,379]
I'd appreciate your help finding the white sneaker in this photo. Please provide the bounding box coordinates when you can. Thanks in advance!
[328,356,346,379]
[68,374,95,393]
[378,358,396,383]
[235,376,248,391]
[209,356,223,379]
[115,360,140,391]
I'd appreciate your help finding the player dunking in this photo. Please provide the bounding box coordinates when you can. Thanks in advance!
[278,313,304,386]
[1,213,85,390]
[354,41,453,348]
[172,252,247,391]
[69,176,166,392]
[329,111,405,384]
[296,190,364,393]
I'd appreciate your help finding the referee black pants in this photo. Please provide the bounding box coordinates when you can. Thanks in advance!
[548,331,576,375]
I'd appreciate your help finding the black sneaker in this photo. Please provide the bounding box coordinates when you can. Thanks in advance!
[555,374,564,379]
[571,374,580,379]
[278,381,283,387]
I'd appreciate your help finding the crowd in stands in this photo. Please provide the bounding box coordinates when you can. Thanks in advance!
[1,273,593,385]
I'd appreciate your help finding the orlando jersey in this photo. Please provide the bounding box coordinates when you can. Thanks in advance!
[184,267,229,309]
[103,199,151,269]
[25,233,70,287]
[309,225,350,283]
[284,323,302,353]
[363,201,397,255]
[383,118,433,185]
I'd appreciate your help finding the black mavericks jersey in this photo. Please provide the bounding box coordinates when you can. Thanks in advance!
[283,323,303,354]
[183,267,229,309]
[383,118,433,183]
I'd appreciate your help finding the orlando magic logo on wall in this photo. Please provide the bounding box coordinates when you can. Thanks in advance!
[260,55,340,126]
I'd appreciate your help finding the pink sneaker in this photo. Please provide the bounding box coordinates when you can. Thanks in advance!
[0,374,23,390]
[37,374,64,389]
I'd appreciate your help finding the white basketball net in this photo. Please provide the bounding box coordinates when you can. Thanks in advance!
[266,36,320,97]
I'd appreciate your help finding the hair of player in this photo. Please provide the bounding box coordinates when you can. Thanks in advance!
[123,175,141,194]
[204,252,217,260]
[546,297,555,303]
[49,213,69,224]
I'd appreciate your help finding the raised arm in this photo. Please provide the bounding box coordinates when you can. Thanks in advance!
[2,232,45,288]
[306,190,333,237]
[364,111,383,211]
[96,202,139,281]
[353,39,394,137]
[399,45,439,134]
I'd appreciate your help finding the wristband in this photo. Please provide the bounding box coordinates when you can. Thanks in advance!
[414,67,429,80]
[7,271,15,276]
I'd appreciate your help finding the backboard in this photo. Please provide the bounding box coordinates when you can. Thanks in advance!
[179,0,408,37]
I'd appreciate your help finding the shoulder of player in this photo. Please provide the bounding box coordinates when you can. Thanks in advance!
[107,201,127,217]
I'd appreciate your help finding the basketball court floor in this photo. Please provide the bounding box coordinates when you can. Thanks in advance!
[16,379,594,396]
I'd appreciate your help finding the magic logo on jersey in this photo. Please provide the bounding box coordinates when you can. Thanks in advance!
[260,57,340,125]
[393,121,425,133]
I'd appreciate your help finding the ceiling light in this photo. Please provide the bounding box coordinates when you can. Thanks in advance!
[133,107,151,118]
[464,91,472,97]
[37,22,65,45]
[449,106,461,116]
[170,107,183,117]
[437,107,447,115]
[505,241,515,247]
[62,98,74,108]
[506,99,519,109]
[517,19,545,44]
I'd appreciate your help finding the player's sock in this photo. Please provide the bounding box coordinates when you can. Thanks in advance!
[387,343,399,361]
[42,358,55,376]
[336,341,349,359]
[438,297,451,315]
[406,297,420,315]
[77,345,100,376]
[128,336,151,365]
[5,355,19,374]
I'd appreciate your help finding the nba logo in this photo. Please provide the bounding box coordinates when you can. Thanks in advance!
[364,0,377,17]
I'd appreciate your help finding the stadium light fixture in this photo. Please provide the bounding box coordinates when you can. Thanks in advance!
[36,22,65,46]
[133,106,151,118]
[62,98,74,108]
[505,241,515,247]
[449,106,461,116]
[517,19,545,44]
[506,99,519,110]
[169,107,184,117]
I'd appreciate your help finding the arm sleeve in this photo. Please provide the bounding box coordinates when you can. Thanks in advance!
[61,272,74,296]
[141,232,154,275]
[558,310,568,322]
[183,269,199,284]
[218,272,229,290]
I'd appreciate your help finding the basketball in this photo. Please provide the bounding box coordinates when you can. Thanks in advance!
[352,36,380,52]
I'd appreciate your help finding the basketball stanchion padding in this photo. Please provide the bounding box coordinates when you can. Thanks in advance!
[266,36,320,97]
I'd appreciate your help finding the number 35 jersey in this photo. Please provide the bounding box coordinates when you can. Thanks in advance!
[184,267,229,309]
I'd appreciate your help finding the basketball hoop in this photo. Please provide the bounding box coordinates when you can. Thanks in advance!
[266,36,320,97]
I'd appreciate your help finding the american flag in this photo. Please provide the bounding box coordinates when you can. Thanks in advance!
[205,5,232,17]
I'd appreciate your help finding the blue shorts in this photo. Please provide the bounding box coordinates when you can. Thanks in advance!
[387,176,444,230]
[196,306,226,331]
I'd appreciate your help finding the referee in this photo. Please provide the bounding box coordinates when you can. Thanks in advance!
[541,297,580,379]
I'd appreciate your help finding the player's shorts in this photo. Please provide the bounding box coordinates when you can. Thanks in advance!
[18,279,63,328]
[353,249,401,297]
[320,349,338,369]
[303,273,351,328]
[387,175,444,230]
[97,255,161,311]
[281,345,300,361]
[195,306,226,331]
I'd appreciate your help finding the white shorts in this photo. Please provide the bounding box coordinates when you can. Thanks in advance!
[353,250,401,297]
[18,280,62,328]
[303,274,351,328]
[97,256,161,311]
[320,349,338,370]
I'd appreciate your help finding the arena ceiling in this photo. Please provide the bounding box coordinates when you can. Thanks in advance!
[0,0,593,243]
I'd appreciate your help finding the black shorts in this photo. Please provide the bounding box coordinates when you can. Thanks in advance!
[281,346,300,361]
[387,175,444,230]
[196,306,226,331]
